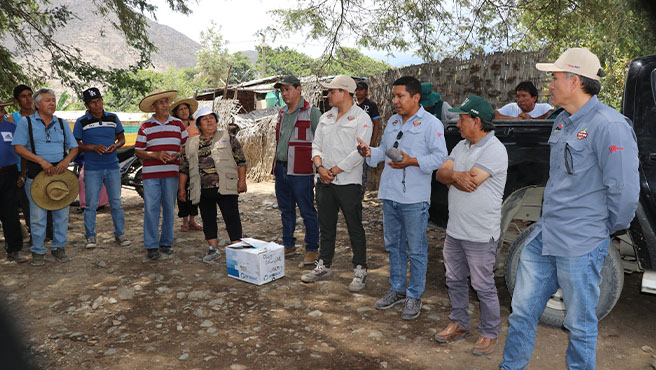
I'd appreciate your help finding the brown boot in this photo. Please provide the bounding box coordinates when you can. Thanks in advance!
[7,251,27,263]
[434,322,471,343]
[284,247,297,258]
[472,335,497,356]
[298,251,318,267]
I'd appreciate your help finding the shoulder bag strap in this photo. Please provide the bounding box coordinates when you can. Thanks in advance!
[58,117,67,153]
[27,116,36,155]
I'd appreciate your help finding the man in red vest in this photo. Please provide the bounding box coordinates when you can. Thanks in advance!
[273,75,321,266]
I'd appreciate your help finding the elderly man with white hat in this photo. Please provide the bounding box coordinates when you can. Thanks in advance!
[500,48,640,369]
[12,88,79,266]
[134,89,188,260]
[301,75,372,291]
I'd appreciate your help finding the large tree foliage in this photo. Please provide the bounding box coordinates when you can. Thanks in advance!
[257,45,390,77]
[0,0,192,99]
[271,0,656,108]
[102,67,204,112]
[195,22,257,87]
[257,45,317,77]
[512,0,656,107]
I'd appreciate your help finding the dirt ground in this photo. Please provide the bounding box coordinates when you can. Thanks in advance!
[1,181,655,370]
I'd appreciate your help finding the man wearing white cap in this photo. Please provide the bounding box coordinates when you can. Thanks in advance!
[135,89,188,260]
[501,48,640,369]
[301,75,372,291]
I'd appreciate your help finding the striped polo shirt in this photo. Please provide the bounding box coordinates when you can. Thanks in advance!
[135,115,188,179]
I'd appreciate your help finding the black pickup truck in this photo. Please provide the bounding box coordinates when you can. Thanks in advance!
[430,54,656,327]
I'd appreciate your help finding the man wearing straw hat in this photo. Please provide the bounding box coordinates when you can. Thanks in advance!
[13,88,79,266]
[135,89,188,260]
[0,100,26,263]
[73,87,129,249]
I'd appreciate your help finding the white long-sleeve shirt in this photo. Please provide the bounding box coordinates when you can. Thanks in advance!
[312,104,373,185]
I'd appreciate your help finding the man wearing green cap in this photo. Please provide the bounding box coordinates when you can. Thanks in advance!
[434,95,507,356]
[420,82,459,123]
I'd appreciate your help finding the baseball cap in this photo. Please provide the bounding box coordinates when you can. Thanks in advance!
[273,75,301,89]
[448,94,494,121]
[356,81,368,90]
[320,75,357,94]
[82,87,102,104]
[536,48,604,81]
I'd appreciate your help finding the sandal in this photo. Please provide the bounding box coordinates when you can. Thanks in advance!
[180,223,190,232]
[189,223,203,231]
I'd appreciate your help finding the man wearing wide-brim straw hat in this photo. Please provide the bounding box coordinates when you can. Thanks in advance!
[134,89,188,260]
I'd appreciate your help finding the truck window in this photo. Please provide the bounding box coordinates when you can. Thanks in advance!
[635,65,656,136]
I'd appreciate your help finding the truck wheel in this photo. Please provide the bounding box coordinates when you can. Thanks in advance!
[504,224,624,327]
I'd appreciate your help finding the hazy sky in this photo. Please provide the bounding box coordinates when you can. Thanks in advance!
[151,0,423,67]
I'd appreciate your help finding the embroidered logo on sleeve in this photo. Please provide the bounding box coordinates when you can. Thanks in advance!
[554,123,563,133]
[577,128,588,140]
[609,145,624,153]
[437,133,443,137]
[327,113,334,118]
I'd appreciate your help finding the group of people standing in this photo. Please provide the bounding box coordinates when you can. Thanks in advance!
[0,47,640,369]
[268,47,639,369]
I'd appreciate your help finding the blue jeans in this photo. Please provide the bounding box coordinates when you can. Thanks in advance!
[142,176,178,250]
[25,178,69,255]
[382,200,429,299]
[274,163,319,252]
[501,232,609,370]
[84,168,125,238]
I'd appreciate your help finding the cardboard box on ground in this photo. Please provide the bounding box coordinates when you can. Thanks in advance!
[226,238,285,285]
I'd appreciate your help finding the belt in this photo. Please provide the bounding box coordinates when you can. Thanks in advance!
[0,164,17,173]
[276,160,288,166]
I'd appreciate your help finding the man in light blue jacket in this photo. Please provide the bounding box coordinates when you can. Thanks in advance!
[357,76,448,320]
[501,48,640,370]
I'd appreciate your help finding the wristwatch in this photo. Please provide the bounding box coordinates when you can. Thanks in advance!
[316,164,325,173]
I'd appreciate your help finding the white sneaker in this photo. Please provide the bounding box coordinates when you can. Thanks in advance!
[301,259,332,283]
[348,265,367,292]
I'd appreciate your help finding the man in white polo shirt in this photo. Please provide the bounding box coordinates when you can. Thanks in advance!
[494,81,553,120]
[301,75,373,292]
[435,95,508,356]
